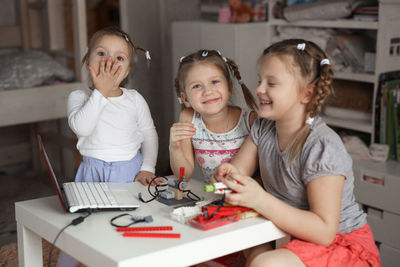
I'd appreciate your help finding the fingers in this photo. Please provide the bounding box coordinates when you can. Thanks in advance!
[150,177,165,186]
[88,66,97,80]
[170,122,196,144]
[214,163,236,181]
[100,57,106,74]
[106,56,113,73]
[111,59,121,76]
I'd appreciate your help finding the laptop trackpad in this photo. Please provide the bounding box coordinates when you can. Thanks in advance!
[112,189,136,204]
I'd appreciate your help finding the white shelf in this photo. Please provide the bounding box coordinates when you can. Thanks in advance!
[334,72,376,83]
[270,19,378,30]
[321,115,372,133]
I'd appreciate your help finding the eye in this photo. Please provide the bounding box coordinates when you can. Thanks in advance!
[117,56,125,62]
[268,82,276,87]
[211,79,220,85]
[192,84,201,90]
[97,51,105,57]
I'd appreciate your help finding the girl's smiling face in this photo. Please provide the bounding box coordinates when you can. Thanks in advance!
[256,54,309,123]
[182,62,231,116]
[87,34,131,81]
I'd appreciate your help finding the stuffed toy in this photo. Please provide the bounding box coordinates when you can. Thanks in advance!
[229,0,255,23]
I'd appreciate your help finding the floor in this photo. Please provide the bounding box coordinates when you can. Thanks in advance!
[0,172,54,248]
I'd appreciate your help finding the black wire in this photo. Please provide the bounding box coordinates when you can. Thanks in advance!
[183,189,201,201]
[138,176,202,203]
[47,211,92,267]
[139,176,168,203]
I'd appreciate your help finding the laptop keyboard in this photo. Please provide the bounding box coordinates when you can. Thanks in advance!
[64,182,118,208]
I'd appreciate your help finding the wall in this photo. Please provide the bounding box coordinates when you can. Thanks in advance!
[120,0,200,175]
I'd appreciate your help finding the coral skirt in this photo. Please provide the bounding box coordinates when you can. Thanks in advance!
[282,223,381,267]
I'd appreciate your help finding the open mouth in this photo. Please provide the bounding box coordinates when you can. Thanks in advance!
[202,98,220,104]
[259,100,272,105]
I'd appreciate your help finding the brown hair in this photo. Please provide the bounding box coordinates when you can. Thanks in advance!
[261,39,334,163]
[82,26,150,89]
[174,49,257,110]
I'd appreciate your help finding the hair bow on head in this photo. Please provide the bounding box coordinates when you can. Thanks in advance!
[179,56,185,62]
[145,51,151,61]
[297,43,306,51]
[320,58,330,66]
[202,51,208,57]
[306,117,314,125]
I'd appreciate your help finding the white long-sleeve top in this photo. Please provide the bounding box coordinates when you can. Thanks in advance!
[67,88,158,173]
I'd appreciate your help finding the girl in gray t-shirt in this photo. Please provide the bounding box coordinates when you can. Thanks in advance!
[214,39,381,267]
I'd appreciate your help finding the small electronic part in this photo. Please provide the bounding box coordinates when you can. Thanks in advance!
[167,178,187,190]
[204,182,232,194]
[160,189,175,199]
[188,205,259,230]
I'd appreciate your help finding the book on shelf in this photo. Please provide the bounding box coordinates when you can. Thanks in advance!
[375,71,400,161]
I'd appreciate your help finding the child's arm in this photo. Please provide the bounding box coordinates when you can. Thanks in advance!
[215,136,259,178]
[169,109,196,180]
[67,89,108,136]
[222,173,344,246]
[134,92,158,176]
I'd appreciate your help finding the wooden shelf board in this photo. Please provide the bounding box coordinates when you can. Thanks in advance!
[322,115,373,133]
[270,19,378,30]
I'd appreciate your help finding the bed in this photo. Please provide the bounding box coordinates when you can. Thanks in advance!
[0,0,87,128]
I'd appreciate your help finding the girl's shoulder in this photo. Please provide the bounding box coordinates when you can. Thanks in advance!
[69,88,92,100]
[121,87,139,97]
[303,117,349,158]
[121,88,149,103]
[179,108,195,122]
[307,117,343,145]
[253,116,275,132]
[248,110,257,128]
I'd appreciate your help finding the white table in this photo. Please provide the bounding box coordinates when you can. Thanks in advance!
[15,178,287,267]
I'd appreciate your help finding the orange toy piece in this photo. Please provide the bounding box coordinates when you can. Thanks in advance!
[229,0,255,23]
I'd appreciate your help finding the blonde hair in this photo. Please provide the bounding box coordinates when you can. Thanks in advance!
[82,26,150,89]
[175,49,257,111]
[260,39,334,164]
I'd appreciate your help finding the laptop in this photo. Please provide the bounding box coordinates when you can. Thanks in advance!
[37,135,140,213]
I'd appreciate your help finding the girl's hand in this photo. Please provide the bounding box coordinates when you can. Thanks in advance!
[211,163,239,182]
[169,122,196,150]
[134,171,163,186]
[221,172,267,211]
[88,56,123,97]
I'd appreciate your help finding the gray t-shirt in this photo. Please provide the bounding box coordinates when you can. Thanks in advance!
[251,116,366,234]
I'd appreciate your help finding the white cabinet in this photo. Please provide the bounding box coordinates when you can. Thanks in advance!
[353,161,400,266]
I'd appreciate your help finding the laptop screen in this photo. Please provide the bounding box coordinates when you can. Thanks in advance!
[37,135,68,213]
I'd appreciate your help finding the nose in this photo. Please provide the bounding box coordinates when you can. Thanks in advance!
[202,84,213,95]
[255,82,265,95]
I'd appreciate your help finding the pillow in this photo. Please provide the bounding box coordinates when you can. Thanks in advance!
[283,0,377,22]
[0,50,74,90]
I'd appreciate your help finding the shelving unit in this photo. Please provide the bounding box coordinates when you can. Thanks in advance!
[266,0,400,143]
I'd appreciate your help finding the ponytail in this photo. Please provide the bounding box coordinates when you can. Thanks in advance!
[225,57,258,111]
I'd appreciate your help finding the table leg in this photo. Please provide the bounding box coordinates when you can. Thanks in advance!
[17,221,43,267]
[276,235,291,248]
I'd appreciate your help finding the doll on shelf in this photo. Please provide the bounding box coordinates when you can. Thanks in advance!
[228,0,255,23]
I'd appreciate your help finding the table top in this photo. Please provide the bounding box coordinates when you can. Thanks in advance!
[15,178,286,267]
